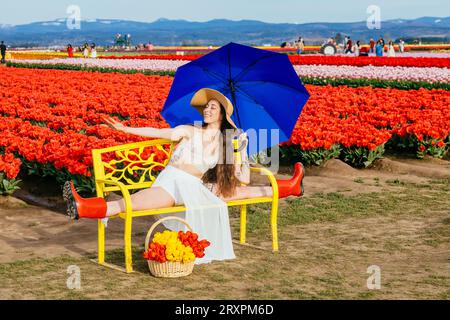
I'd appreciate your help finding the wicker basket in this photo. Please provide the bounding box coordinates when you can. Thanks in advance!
[144,216,195,278]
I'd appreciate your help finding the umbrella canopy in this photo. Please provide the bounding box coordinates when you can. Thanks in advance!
[161,42,310,153]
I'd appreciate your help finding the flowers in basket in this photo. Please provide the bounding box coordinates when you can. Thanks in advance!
[143,230,210,264]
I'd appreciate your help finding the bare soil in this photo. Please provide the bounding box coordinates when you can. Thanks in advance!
[1,155,449,264]
[0,155,449,299]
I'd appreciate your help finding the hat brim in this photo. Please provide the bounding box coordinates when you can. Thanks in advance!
[190,88,238,130]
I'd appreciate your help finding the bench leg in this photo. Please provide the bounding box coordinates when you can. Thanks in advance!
[271,199,279,252]
[94,216,129,273]
[98,219,105,264]
[240,204,247,244]
[124,215,133,273]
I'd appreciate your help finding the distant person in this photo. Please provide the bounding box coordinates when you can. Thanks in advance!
[387,41,396,57]
[0,41,6,64]
[378,36,385,47]
[67,44,74,58]
[369,38,375,54]
[344,36,349,48]
[82,43,89,58]
[353,40,361,56]
[399,39,405,53]
[90,43,97,58]
[344,36,353,54]
[295,37,304,55]
[375,40,384,57]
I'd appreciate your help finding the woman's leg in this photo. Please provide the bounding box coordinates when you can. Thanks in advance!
[211,185,273,202]
[106,187,175,217]
[209,162,305,201]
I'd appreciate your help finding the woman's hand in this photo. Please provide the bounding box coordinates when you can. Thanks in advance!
[101,116,127,132]
[234,131,250,184]
[236,131,248,152]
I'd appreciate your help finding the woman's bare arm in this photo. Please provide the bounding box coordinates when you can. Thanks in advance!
[123,126,192,141]
[102,116,193,141]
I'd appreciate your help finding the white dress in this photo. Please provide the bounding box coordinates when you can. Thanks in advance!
[388,45,396,57]
[152,131,236,265]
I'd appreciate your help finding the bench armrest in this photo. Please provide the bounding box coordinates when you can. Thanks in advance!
[96,179,133,215]
[250,166,279,199]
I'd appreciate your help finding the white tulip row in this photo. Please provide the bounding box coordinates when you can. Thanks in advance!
[12,58,449,83]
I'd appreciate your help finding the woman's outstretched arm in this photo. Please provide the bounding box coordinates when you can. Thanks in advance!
[102,116,193,141]
[122,126,192,141]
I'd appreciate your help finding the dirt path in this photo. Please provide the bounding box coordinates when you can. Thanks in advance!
[1,185,448,299]
[0,155,449,265]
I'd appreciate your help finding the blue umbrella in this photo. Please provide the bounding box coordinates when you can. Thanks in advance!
[161,42,310,154]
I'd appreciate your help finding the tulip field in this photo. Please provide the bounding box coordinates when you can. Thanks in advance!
[0,49,449,194]
[8,58,450,85]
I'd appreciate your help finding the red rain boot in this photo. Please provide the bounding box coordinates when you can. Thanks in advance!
[276,162,305,199]
[63,181,107,220]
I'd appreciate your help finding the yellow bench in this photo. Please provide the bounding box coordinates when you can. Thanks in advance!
[91,138,279,273]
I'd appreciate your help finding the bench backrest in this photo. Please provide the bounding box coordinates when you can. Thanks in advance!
[92,137,243,195]
[92,139,175,194]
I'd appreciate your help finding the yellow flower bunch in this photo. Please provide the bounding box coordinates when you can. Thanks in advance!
[9,51,84,60]
[166,240,196,263]
[153,230,196,263]
[153,230,178,246]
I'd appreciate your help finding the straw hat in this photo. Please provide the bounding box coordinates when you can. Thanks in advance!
[190,88,238,130]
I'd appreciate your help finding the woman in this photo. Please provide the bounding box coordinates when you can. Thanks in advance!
[375,40,384,57]
[387,41,396,57]
[353,40,360,56]
[63,88,305,263]
[90,43,97,58]
[82,43,89,58]
[67,44,74,58]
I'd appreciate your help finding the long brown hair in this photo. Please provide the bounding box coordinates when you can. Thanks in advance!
[201,103,239,198]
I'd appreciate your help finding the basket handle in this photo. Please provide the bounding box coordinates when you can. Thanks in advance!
[144,216,193,251]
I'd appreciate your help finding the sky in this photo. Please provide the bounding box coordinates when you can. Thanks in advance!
[1,0,449,25]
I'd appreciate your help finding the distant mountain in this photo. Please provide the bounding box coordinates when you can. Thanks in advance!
[0,16,448,47]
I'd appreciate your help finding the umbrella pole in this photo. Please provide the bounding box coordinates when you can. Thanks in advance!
[229,81,242,130]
